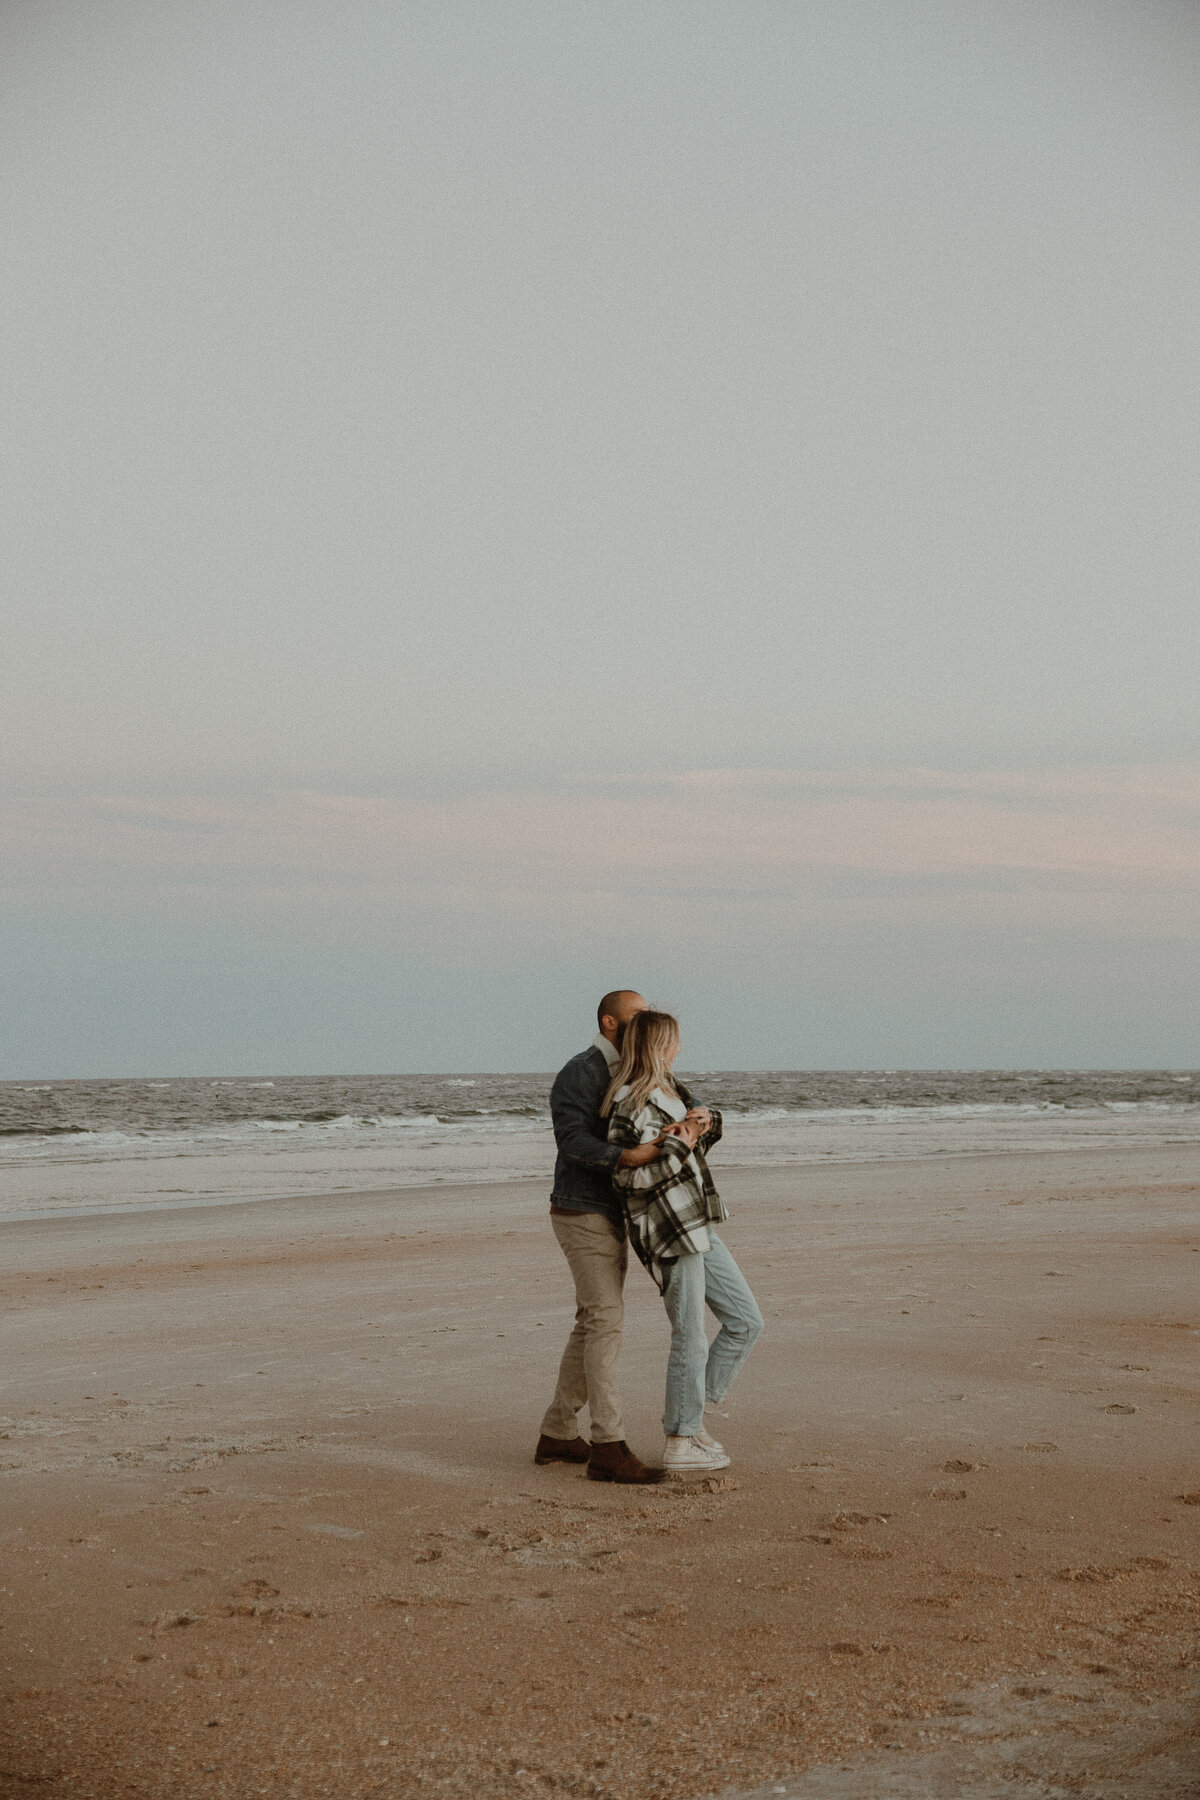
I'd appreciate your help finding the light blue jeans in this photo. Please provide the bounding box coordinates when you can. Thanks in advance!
[661,1233,764,1438]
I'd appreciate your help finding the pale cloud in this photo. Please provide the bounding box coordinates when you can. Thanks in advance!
[5,766,1199,1072]
[5,764,1200,887]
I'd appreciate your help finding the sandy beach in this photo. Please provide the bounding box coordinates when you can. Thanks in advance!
[2,1145,1198,1799]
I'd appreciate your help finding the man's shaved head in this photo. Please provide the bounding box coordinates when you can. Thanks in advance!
[597,989,648,1038]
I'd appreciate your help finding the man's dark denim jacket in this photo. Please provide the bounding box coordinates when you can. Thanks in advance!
[549,1045,696,1225]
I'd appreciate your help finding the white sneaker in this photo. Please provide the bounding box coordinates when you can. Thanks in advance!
[694,1424,725,1454]
[663,1434,732,1473]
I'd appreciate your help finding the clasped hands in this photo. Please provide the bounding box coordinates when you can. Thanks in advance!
[655,1106,711,1150]
[618,1106,712,1170]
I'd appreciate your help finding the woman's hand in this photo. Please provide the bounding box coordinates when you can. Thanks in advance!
[684,1106,712,1136]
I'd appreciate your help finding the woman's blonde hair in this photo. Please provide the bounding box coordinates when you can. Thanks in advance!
[600,1009,681,1117]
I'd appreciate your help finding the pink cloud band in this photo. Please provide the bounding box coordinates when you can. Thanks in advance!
[4,766,1199,895]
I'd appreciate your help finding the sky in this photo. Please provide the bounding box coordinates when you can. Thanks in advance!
[2,1,1199,1075]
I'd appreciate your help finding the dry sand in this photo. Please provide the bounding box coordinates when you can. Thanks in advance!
[1,1146,1198,1799]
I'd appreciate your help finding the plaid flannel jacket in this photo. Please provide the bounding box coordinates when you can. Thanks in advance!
[606,1086,727,1292]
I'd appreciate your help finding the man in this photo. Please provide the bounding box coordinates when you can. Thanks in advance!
[534,989,667,1484]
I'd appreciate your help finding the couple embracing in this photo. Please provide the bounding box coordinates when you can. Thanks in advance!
[535,990,763,1484]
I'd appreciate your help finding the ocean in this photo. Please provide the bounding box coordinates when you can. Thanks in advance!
[2,1069,1198,1222]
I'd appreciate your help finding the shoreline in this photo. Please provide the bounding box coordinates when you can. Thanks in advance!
[4,1132,1200,1229]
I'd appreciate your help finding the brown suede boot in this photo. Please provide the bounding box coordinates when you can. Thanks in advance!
[586,1440,666,1484]
[534,1433,591,1466]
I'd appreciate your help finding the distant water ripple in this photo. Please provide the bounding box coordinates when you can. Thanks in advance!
[1,1070,1197,1219]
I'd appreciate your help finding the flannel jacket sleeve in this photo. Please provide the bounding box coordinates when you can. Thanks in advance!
[606,1106,691,1187]
[696,1105,723,1152]
[671,1081,723,1154]
[607,1102,724,1183]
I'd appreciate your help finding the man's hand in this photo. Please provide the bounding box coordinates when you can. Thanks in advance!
[618,1140,666,1168]
[684,1106,712,1136]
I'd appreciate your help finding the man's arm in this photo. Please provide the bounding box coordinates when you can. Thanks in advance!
[550,1060,623,1174]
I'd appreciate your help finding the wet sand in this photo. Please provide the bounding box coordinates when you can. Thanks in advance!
[1,1146,1198,1799]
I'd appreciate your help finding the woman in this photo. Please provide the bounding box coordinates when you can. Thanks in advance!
[602,1010,763,1475]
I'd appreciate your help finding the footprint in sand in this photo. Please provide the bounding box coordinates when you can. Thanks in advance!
[149,1611,203,1634]
[151,1567,214,1587]
[1023,1442,1059,1453]
[1103,1403,1136,1414]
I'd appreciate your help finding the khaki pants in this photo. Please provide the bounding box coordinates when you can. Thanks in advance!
[540,1209,628,1445]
